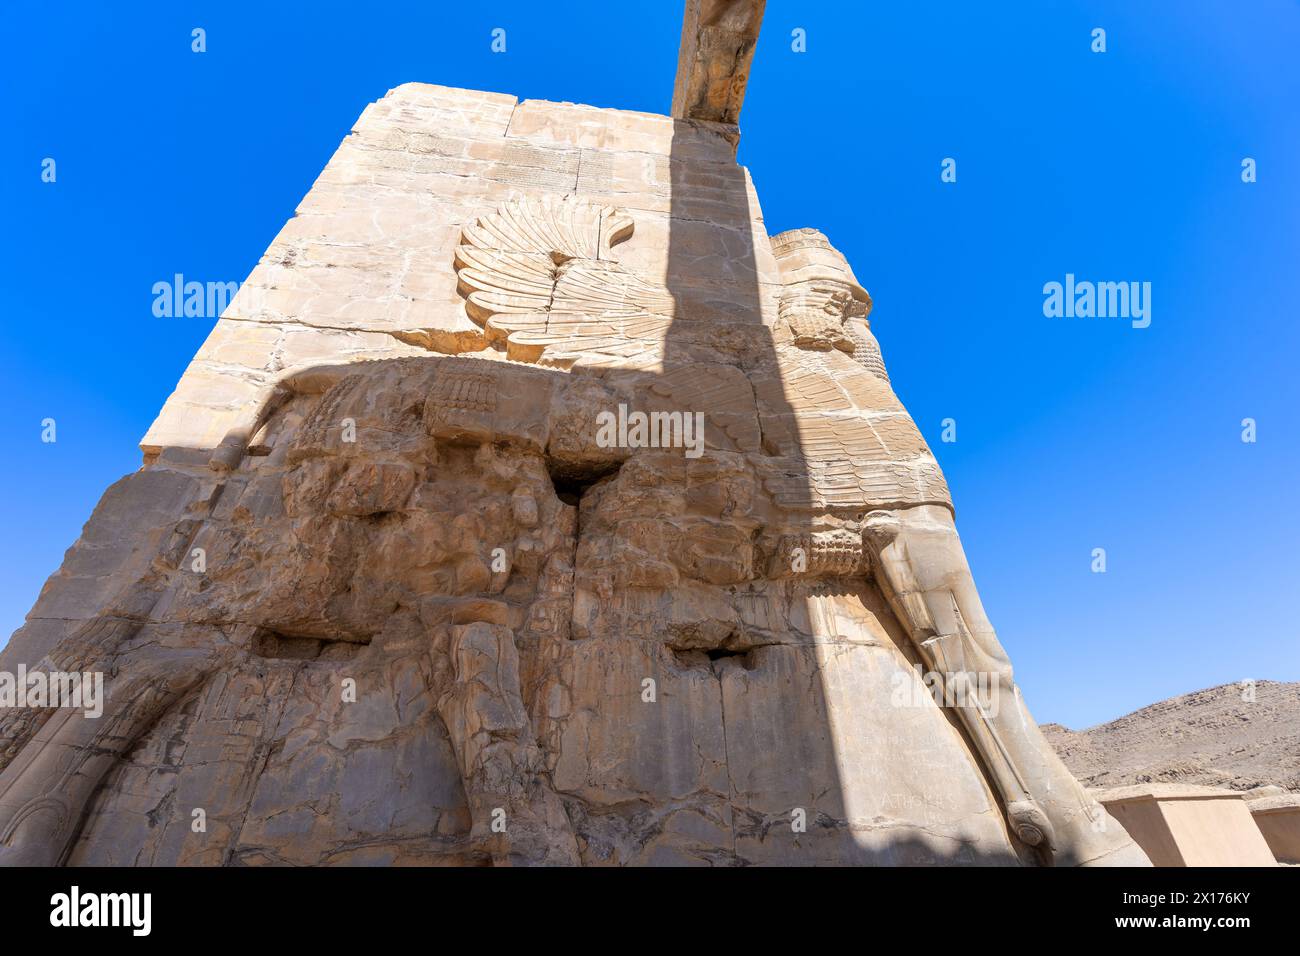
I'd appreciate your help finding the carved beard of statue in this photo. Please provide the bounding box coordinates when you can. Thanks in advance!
[778,281,866,353]
[842,316,891,383]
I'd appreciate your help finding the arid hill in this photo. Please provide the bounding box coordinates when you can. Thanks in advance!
[1043,680,1300,793]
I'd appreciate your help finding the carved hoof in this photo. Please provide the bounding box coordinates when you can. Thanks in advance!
[1007,800,1056,851]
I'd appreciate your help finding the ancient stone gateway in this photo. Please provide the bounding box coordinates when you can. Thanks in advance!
[0,4,1147,866]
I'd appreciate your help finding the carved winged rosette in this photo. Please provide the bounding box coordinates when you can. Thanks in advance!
[454,196,674,369]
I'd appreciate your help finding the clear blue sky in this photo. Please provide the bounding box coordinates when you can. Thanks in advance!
[2,1,1296,728]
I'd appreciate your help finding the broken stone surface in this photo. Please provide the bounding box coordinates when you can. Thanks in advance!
[0,79,1148,867]
[671,0,766,131]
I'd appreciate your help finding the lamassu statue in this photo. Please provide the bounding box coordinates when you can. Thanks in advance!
[0,180,1146,865]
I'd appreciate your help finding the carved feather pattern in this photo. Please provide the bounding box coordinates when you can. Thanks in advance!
[455,196,671,367]
[752,349,903,419]
[553,261,676,316]
[460,195,630,261]
[490,311,673,368]
[753,350,948,509]
[647,364,763,452]
[757,408,950,509]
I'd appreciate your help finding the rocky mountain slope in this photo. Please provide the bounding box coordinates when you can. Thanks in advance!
[1043,680,1300,793]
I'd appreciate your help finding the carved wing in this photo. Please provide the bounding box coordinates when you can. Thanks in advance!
[646,362,764,453]
[755,348,952,511]
[454,197,675,368]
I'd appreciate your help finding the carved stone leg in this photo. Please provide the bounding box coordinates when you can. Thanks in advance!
[0,662,206,866]
[436,622,580,866]
[0,706,54,779]
[863,505,1150,865]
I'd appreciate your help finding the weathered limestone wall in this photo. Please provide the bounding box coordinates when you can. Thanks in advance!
[0,83,1144,866]
[140,88,771,458]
